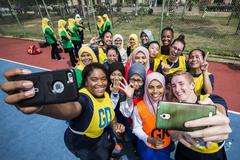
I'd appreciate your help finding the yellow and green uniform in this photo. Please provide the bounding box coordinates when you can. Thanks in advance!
[97,16,104,37]
[42,18,56,45]
[67,18,81,41]
[102,14,112,33]
[58,19,73,49]
[69,88,115,138]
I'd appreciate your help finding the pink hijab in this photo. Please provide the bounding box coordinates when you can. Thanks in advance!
[129,46,150,72]
[143,72,166,115]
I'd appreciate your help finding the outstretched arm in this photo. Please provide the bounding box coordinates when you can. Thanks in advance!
[1,68,82,120]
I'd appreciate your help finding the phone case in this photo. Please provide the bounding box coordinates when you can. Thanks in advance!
[156,101,216,131]
[11,69,79,107]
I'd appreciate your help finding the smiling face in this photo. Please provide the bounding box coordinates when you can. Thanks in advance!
[149,43,160,59]
[129,37,136,46]
[134,51,147,67]
[171,75,195,103]
[80,52,93,66]
[162,30,173,47]
[129,74,144,90]
[107,49,118,64]
[189,50,204,69]
[169,41,184,61]
[85,69,107,97]
[147,79,164,103]
[141,32,149,45]
[114,37,122,48]
[103,32,112,46]
[110,70,123,83]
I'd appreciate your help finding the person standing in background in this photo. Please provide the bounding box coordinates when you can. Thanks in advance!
[67,18,81,59]
[103,14,112,33]
[58,19,76,67]
[113,34,128,65]
[75,14,85,45]
[140,29,154,48]
[97,16,104,37]
[42,18,62,60]
[161,27,174,55]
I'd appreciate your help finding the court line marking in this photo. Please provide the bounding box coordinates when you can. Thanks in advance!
[0,58,49,71]
[1,58,240,116]
[228,110,240,115]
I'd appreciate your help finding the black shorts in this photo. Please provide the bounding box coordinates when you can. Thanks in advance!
[64,127,115,160]
[175,142,227,160]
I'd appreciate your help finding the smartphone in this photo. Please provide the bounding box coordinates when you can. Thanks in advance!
[10,69,79,107]
[156,101,216,131]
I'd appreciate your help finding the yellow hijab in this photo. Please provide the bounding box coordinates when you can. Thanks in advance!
[97,16,104,28]
[67,18,75,33]
[76,45,98,70]
[42,18,53,33]
[103,14,111,22]
[128,33,139,51]
[58,19,71,40]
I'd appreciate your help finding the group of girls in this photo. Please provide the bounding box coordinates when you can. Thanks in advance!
[71,26,231,160]
[42,14,85,66]
[97,14,112,37]
[2,21,232,160]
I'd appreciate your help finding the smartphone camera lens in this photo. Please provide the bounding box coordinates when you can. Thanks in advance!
[52,81,64,93]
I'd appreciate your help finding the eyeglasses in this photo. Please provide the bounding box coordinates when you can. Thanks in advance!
[129,78,143,84]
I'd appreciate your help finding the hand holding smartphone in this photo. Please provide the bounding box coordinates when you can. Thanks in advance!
[156,101,216,131]
[10,69,79,107]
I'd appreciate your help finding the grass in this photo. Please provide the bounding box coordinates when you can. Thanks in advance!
[0,13,239,57]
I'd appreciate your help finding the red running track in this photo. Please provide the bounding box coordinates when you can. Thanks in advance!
[0,37,239,112]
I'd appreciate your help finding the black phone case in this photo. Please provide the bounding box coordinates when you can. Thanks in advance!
[11,69,79,107]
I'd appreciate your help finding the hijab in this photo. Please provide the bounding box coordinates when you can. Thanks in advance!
[140,29,154,48]
[103,14,111,24]
[130,46,150,72]
[113,34,126,55]
[107,61,125,94]
[58,19,71,40]
[108,61,125,78]
[42,18,53,33]
[144,72,166,115]
[128,34,139,52]
[67,18,75,33]
[97,16,104,28]
[76,45,98,70]
[128,63,146,99]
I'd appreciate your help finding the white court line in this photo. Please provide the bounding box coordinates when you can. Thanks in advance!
[228,110,240,115]
[0,58,50,71]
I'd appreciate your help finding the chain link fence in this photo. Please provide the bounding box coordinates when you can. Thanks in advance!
[0,0,239,57]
